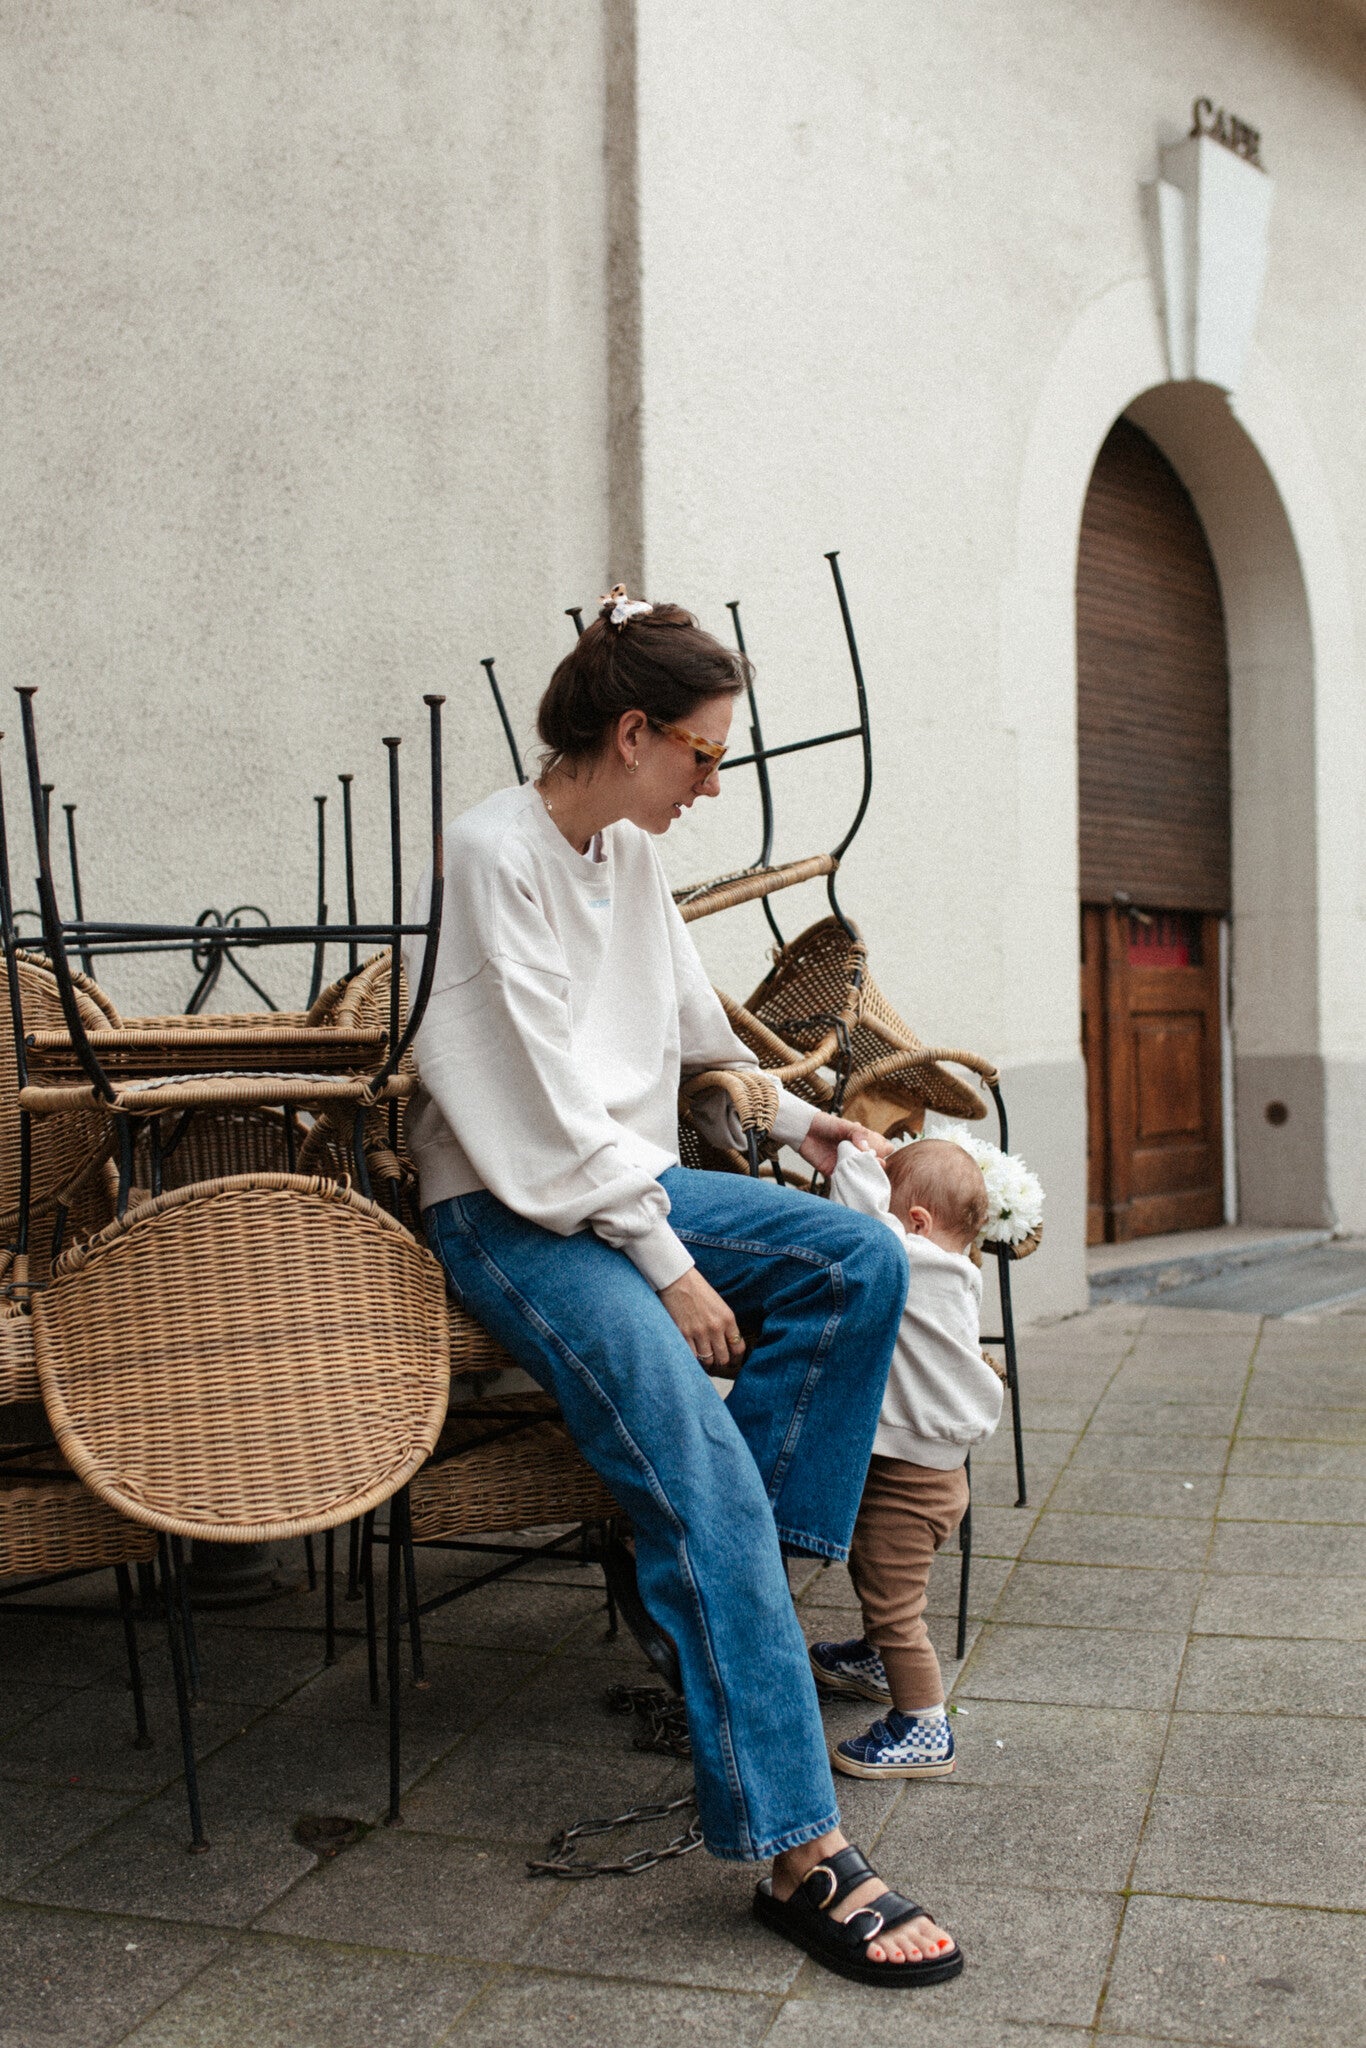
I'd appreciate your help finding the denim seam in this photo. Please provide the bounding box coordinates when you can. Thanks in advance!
[764,1256,846,1504]
[710,1807,844,1866]
[437,1202,759,1857]
[672,1227,833,1269]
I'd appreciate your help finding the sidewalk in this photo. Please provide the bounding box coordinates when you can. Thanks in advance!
[2,1300,1363,2046]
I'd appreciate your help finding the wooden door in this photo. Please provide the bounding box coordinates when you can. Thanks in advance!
[1082,906,1224,1243]
[1077,420,1231,1241]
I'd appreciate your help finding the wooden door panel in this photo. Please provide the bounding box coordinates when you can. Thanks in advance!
[1132,1013,1209,1141]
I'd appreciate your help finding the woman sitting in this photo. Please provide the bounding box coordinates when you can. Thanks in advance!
[405,590,961,1988]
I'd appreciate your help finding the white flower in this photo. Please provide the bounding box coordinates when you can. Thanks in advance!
[913,1115,1045,1248]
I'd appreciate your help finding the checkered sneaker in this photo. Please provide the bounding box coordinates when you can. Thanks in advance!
[832,1709,957,1780]
[808,1636,893,1704]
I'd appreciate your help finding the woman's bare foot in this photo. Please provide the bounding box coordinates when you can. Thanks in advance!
[769,1828,955,1965]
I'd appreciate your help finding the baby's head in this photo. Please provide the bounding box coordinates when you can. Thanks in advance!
[884,1140,989,1255]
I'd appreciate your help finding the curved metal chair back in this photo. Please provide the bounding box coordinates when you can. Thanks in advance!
[34,1172,450,1544]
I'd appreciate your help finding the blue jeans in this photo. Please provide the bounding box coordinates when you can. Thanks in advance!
[423,1166,907,1862]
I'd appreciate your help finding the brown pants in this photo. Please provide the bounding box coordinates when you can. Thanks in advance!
[848,1455,970,1711]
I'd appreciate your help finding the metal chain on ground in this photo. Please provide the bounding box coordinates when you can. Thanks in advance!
[526,1684,702,1880]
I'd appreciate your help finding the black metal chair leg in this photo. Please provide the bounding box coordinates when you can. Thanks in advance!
[386,1495,404,1823]
[956,1456,972,1664]
[347,1517,361,1602]
[361,1511,379,1706]
[169,1536,201,1702]
[158,1537,208,1851]
[401,1507,426,1687]
[324,1528,337,1665]
[303,1535,317,1591]
[114,1563,152,1750]
[136,1559,158,1616]
[997,1248,1027,1507]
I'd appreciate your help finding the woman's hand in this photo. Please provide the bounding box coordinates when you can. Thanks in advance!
[798,1111,893,1178]
[659,1267,746,1371]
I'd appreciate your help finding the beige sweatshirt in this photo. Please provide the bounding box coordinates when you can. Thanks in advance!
[829,1141,1004,1469]
[402,783,816,1291]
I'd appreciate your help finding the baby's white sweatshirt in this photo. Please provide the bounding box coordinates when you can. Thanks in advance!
[829,1141,1004,1469]
[402,783,816,1291]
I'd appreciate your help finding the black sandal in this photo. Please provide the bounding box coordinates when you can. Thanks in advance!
[753,1844,963,1987]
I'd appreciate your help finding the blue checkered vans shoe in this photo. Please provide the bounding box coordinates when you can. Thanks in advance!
[808,1636,894,1704]
[832,1709,957,1779]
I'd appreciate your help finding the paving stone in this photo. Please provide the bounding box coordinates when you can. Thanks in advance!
[1069,1432,1230,1475]
[1047,1471,1222,1519]
[258,1831,563,1961]
[17,1794,316,1927]
[1192,1573,1366,1641]
[874,1781,1148,1893]
[1176,1635,1366,1716]
[1158,1710,1366,1804]
[0,1680,68,1740]
[988,1398,1098,1434]
[1218,1475,1366,1525]
[1208,1519,1366,1577]
[1226,1438,1366,1478]
[994,1564,1202,1634]
[959,1623,1186,1710]
[189,1703,458,1825]
[520,1843,800,1991]
[0,1902,227,2048]
[474,1657,686,1754]
[399,1734,690,1843]
[1247,1361,1366,1406]
[276,1640,539,1736]
[0,1684,247,1797]
[1237,1403,1366,1443]
[1022,1513,1211,1570]
[926,1552,1012,1620]
[975,1428,1079,1468]
[964,1505,1040,1561]
[412,1579,605,1652]
[794,1562,856,1608]
[967,1460,1051,1508]
[1088,1401,1243,1437]
[1132,1791,1366,1909]
[133,1622,341,1708]
[0,1777,134,1888]
[949,1701,1167,1790]
[121,1933,488,2047]
[783,1874,1119,2029]
[1103,1892,1366,2046]
[448,1970,775,2045]
[0,1611,130,1688]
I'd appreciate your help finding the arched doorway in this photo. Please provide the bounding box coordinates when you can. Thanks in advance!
[1077,418,1231,1244]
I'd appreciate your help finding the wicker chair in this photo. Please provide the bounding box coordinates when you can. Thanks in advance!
[0,1301,155,1752]
[33,1172,451,1845]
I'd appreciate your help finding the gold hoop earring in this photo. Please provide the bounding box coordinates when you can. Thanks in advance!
[628,758,638,772]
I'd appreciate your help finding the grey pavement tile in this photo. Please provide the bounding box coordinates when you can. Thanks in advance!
[133,1623,339,1709]
[1069,1432,1231,1475]
[949,1701,1167,1790]
[1133,1307,1262,1337]
[1227,1437,1366,1478]
[1208,1518,1366,1578]
[0,1778,134,1888]
[189,1706,458,1826]
[276,1641,539,1735]
[993,1399,1100,1433]
[1048,1471,1222,1519]
[795,1561,856,1608]
[994,1564,1202,1634]
[959,1623,1186,1710]
[975,1428,1079,1467]
[1158,1710,1366,1804]
[478,1657,687,1754]
[522,1844,800,1991]
[258,1831,563,1961]
[771,1991,1085,2047]
[1218,1474,1366,1525]
[1176,1634,1366,1716]
[967,1460,1055,1508]
[1237,1402,1366,1443]
[413,1579,605,1652]
[965,1505,1040,1561]
[0,1685,247,1797]
[1102,1891,1366,2046]
[449,1971,774,2046]
[1022,1513,1211,1571]
[1192,1573,1366,1641]
[1089,1401,1243,1437]
[122,1934,488,2048]
[0,1680,68,1740]
[874,1781,1148,1893]
[1247,1362,1366,1405]
[17,1794,316,1927]
[0,1612,130,1688]
[1105,1373,1250,1409]
[1132,1791,1366,1908]
[399,1734,689,1843]
[0,1902,228,2048]
[927,1552,1012,1620]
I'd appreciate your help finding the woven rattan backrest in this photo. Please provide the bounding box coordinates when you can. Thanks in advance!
[745,917,866,1052]
[34,1172,451,1542]
[143,1107,295,1189]
[0,954,116,1226]
[0,1300,37,1408]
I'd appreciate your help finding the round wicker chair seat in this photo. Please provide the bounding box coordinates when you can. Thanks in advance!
[33,1173,451,1544]
[409,1392,619,1542]
[0,1466,157,1576]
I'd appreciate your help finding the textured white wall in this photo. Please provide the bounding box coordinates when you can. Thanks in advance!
[1,0,609,1013]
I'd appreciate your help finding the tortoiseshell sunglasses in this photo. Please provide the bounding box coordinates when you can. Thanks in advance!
[647,719,728,772]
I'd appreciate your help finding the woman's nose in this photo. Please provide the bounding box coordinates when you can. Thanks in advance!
[698,767,723,799]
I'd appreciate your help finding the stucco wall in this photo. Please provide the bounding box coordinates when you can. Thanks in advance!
[1,0,610,1013]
